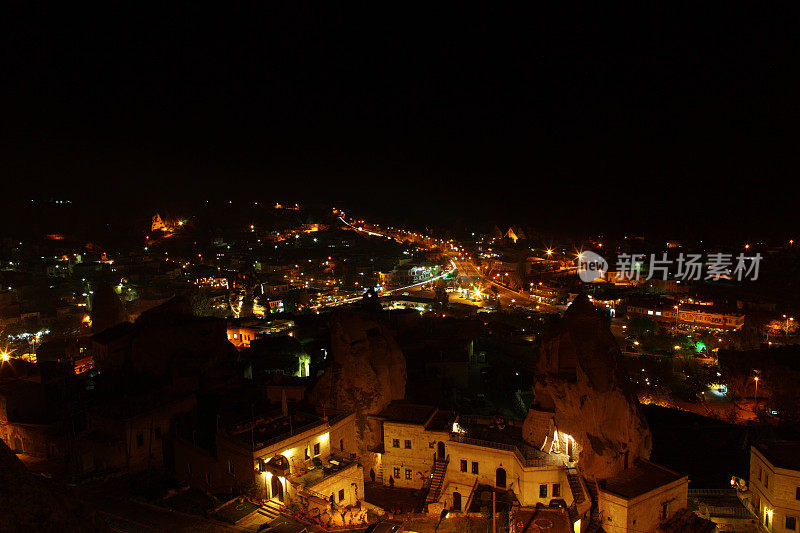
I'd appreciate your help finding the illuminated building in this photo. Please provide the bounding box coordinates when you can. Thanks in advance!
[626,298,745,330]
[371,402,592,525]
[747,442,800,532]
[173,409,362,513]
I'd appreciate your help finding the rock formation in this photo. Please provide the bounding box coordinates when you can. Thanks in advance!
[307,311,406,471]
[131,296,237,381]
[0,439,110,532]
[522,294,651,480]
[90,280,127,333]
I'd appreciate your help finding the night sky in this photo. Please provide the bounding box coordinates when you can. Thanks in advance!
[3,4,800,238]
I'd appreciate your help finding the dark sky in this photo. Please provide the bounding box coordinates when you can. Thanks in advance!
[3,4,800,238]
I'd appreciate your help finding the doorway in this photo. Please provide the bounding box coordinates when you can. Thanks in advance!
[496,468,507,488]
[452,491,462,511]
[437,441,445,460]
[271,475,284,502]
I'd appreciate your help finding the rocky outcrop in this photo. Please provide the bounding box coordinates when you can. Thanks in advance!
[0,439,110,532]
[131,296,237,381]
[90,280,127,333]
[308,311,406,470]
[522,294,651,480]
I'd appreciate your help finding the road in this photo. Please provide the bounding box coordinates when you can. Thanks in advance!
[339,215,562,313]
[450,256,561,312]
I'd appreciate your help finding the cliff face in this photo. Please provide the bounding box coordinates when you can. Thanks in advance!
[522,295,651,480]
[308,311,406,466]
[0,439,110,532]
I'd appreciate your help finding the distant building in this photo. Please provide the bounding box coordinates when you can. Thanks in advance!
[626,298,745,330]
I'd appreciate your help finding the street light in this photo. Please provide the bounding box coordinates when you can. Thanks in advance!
[754,376,760,406]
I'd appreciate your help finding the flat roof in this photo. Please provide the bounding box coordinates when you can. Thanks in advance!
[756,442,800,471]
[602,460,684,499]
[375,401,437,425]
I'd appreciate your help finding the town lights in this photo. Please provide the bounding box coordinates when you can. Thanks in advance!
[0,352,9,362]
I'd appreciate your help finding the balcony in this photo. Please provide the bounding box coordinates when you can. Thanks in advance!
[449,433,566,467]
[290,454,358,489]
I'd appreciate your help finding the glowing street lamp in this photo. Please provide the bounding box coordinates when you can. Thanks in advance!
[753,376,760,405]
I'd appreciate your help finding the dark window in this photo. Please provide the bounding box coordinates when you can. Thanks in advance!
[305,447,309,460]
[460,460,468,472]
[154,427,161,440]
[136,433,144,448]
[228,460,234,474]
[796,487,800,501]
[471,462,479,475]
[392,439,400,448]
[404,440,412,449]
[393,467,400,478]
[314,443,320,456]
[405,468,412,480]
[539,484,547,498]
[340,439,344,451]
[765,473,769,488]
[552,484,561,497]
[205,472,211,485]
[429,442,434,448]
[187,463,192,475]
[660,503,668,520]
[758,466,762,481]
[338,489,345,502]
[786,517,797,530]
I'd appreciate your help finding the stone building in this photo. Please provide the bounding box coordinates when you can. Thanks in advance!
[173,408,365,523]
[747,442,800,532]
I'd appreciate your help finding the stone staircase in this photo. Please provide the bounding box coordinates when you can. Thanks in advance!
[426,455,449,503]
[257,499,285,521]
[566,468,586,504]
[584,477,602,533]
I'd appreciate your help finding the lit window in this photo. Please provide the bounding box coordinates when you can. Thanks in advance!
[393,467,400,478]
[404,440,412,449]
[405,469,412,480]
